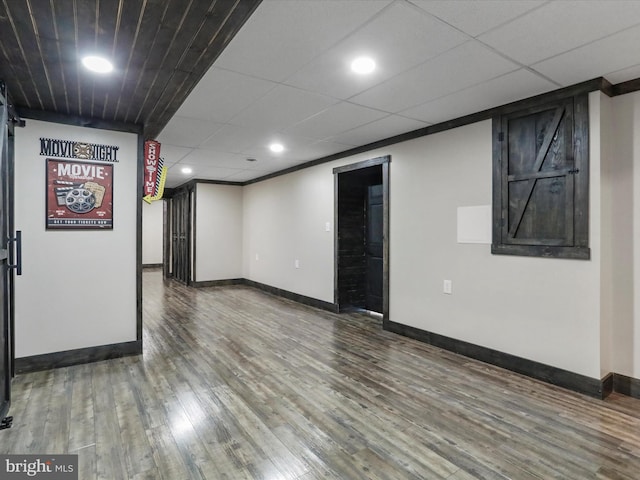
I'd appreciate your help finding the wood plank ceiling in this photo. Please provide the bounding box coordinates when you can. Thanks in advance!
[0,0,262,138]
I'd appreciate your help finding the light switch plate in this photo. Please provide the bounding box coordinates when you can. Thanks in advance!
[443,280,452,294]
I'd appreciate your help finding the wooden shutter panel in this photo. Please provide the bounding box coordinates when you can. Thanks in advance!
[492,94,589,259]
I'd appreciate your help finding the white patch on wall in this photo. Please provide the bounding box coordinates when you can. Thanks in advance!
[457,205,491,244]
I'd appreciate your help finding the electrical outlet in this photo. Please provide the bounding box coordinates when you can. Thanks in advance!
[325,221,331,232]
[443,280,452,294]
[255,254,259,261]
[295,259,300,269]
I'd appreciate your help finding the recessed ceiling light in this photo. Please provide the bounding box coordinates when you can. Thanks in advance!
[351,56,376,75]
[269,143,284,153]
[181,167,192,174]
[82,55,114,74]
[246,158,257,162]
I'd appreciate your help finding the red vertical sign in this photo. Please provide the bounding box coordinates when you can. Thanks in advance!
[143,140,161,196]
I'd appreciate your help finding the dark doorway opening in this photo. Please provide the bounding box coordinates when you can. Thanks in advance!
[334,156,389,319]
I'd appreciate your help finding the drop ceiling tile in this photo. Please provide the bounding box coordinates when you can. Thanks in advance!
[330,114,430,146]
[174,67,277,123]
[285,102,388,140]
[224,169,274,182]
[169,163,245,181]
[291,139,357,162]
[411,0,545,37]
[229,85,339,131]
[350,41,519,113]
[285,1,467,99]
[157,116,224,147]
[165,176,190,189]
[402,69,556,124]
[604,63,640,85]
[200,125,278,154]
[214,0,392,82]
[167,164,195,186]
[241,157,308,173]
[178,149,250,170]
[478,1,640,65]
[532,24,640,86]
[176,149,215,166]
[240,133,317,160]
[194,166,247,180]
[158,144,192,166]
[272,158,316,170]
[239,160,275,171]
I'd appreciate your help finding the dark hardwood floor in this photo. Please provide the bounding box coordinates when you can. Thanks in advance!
[2,269,640,479]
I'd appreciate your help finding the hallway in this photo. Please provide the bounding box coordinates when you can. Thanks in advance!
[2,269,640,479]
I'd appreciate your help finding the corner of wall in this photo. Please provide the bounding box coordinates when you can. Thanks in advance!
[608,90,640,380]
[596,91,614,378]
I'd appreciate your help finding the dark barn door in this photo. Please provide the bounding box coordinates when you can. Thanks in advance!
[501,99,574,246]
[365,184,383,313]
[170,189,191,284]
[493,95,589,259]
[0,84,17,428]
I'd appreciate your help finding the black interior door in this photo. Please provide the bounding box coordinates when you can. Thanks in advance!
[170,189,191,284]
[365,184,383,313]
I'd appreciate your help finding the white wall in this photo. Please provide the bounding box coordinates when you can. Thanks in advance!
[392,116,602,379]
[14,119,138,357]
[142,200,163,265]
[195,183,243,281]
[242,95,608,379]
[611,91,640,378]
[598,92,615,378]
[243,169,335,301]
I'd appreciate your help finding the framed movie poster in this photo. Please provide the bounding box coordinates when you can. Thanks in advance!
[46,158,113,229]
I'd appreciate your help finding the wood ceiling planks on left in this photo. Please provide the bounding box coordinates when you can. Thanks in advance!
[0,0,263,138]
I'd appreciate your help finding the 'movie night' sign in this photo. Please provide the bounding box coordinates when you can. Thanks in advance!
[40,137,120,162]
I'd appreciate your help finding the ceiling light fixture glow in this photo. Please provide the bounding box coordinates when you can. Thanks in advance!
[82,55,114,74]
[181,167,193,174]
[269,143,284,153]
[351,56,376,75]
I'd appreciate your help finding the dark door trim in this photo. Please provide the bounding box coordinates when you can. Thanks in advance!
[333,155,390,322]
[333,155,390,175]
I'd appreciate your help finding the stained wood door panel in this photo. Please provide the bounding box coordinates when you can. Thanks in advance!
[493,94,589,259]
[336,174,367,309]
[366,257,383,298]
[504,101,573,243]
[170,189,191,284]
[3,270,640,479]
